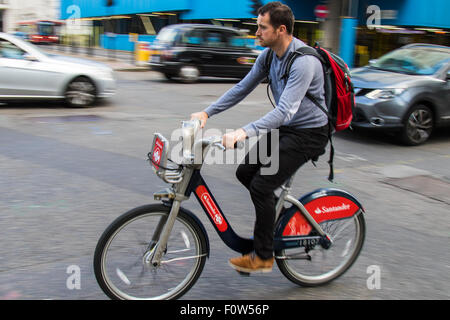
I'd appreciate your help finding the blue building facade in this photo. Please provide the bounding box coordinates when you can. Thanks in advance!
[60,0,319,21]
[60,0,322,53]
[352,0,449,67]
[357,0,450,29]
[59,0,450,67]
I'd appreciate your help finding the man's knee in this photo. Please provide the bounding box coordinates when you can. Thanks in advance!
[236,164,252,188]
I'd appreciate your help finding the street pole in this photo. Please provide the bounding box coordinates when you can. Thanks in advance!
[338,0,358,68]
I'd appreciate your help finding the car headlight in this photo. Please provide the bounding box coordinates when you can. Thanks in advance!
[365,88,405,100]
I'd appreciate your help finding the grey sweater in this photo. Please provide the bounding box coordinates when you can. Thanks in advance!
[204,37,328,137]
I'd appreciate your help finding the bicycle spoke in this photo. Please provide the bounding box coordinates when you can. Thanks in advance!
[161,253,207,264]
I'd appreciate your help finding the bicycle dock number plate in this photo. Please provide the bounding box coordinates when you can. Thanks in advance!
[151,134,167,171]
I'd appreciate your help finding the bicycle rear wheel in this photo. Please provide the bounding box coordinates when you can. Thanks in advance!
[94,204,207,300]
[275,212,365,286]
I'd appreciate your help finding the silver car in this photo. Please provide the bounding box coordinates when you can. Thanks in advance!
[0,32,115,107]
[351,43,450,145]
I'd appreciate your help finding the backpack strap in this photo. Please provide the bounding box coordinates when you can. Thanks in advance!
[282,47,329,113]
[282,47,325,79]
[282,47,330,117]
[326,125,335,182]
[264,49,274,76]
[264,49,276,108]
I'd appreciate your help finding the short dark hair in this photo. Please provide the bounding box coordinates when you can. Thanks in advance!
[258,1,295,35]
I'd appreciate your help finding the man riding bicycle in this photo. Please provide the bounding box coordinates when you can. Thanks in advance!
[191,1,329,273]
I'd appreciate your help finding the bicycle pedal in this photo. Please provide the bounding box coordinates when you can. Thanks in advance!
[236,270,251,277]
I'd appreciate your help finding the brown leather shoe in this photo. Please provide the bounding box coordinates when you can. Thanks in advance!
[228,252,274,273]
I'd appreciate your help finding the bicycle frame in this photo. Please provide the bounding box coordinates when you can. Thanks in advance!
[188,169,336,253]
[94,123,366,300]
[150,164,364,266]
[148,127,364,266]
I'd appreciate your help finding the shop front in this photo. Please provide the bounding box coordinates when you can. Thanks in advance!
[354,0,450,67]
[59,0,325,51]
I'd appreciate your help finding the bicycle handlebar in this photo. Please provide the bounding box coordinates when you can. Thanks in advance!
[184,119,244,150]
[195,136,244,151]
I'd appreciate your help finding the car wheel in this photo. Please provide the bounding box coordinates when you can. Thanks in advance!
[164,73,174,81]
[178,65,199,83]
[400,104,434,145]
[65,77,96,108]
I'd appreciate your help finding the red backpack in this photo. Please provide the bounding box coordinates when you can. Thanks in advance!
[265,44,355,181]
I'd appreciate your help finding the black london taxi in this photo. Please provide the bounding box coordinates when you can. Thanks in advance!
[148,24,262,82]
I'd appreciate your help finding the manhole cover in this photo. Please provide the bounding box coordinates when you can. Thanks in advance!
[383,175,450,204]
[28,115,104,123]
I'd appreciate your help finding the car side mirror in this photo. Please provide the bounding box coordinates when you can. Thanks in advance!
[446,71,450,81]
[369,59,378,66]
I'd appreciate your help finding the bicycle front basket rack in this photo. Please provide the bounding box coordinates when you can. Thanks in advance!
[148,133,183,184]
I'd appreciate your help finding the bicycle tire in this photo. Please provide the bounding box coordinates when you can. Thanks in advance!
[94,203,208,300]
[275,212,365,287]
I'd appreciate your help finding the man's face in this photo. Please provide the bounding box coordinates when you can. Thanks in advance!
[255,13,279,47]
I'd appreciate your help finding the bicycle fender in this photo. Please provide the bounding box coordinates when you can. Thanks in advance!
[275,188,364,240]
[162,201,210,258]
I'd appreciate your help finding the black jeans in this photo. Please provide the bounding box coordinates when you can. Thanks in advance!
[236,125,329,259]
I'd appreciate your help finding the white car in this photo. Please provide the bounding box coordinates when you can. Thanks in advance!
[0,32,115,107]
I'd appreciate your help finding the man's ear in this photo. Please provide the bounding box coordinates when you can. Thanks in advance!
[278,24,287,35]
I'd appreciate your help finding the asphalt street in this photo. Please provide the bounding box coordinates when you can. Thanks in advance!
[0,63,449,300]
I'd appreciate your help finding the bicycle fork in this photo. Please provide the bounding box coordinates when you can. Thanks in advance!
[149,200,181,267]
[148,168,195,267]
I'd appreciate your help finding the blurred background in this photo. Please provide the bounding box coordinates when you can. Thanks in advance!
[0,0,448,68]
[0,0,449,301]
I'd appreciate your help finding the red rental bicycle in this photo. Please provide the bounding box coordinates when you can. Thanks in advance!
[94,120,366,300]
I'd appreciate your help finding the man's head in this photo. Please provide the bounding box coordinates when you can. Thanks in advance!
[255,1,294,48]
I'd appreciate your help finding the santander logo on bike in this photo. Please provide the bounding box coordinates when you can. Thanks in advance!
[314,203,351,215]
[196,185,228,232]
[305,196,358,224]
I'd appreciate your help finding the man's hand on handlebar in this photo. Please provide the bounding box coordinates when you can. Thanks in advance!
[223,128,247,149]
[190,111,208,128]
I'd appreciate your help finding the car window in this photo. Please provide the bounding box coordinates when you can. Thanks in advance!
[155,28,178,44]
[227,34,252,49]
[0,39,27,60]
[181,29,204,46]
[372,47,450,75]
[205,31,226,48]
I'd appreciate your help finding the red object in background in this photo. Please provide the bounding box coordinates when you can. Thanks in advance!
[30,34,59,44]
[17,20,63,44]
[314,4,329,19]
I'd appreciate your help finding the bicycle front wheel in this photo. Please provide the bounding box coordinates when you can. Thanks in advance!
[276,212,365,287]
[94,204,208,300]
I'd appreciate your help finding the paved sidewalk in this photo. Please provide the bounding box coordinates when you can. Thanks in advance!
[42,45,149,72]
